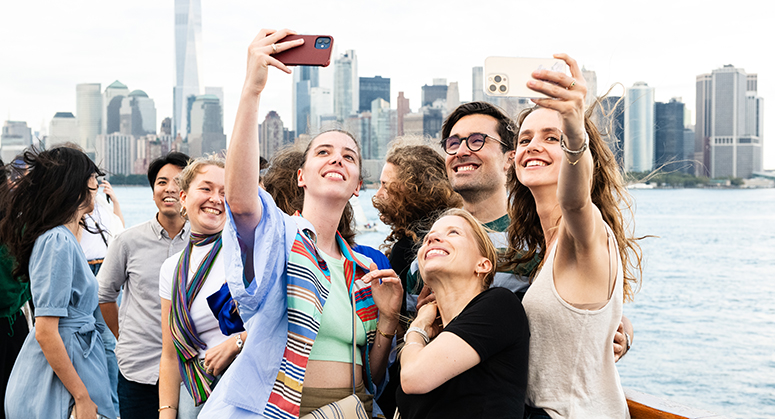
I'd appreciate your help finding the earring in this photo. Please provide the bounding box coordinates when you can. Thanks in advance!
[180,206,188,219]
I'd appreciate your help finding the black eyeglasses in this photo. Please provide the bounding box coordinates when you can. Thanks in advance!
[440,133,509,155]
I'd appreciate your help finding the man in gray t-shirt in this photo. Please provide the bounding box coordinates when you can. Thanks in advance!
[97,152,189,419]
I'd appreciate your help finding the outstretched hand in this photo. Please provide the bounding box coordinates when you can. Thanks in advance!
[243,28,304,97]
[527,53,587,144]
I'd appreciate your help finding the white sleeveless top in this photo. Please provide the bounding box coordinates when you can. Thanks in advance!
[522,224,630,419]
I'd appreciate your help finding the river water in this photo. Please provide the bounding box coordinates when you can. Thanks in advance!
[112,186,775,419]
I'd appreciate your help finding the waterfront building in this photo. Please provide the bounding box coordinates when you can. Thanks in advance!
[97,133,134,176]
[445,82,460,117]
[334,50,358,123]
[119,90,157,137]
[160,117,172,135]
[103,80,129,136]
[293,66,319,136]
[173,0,203,139]
[421,106,443,139]
[187,94,225,157]
[259,111,287,159]
[421,79,447,107]
[403,112,424,137]
[369,98,395,160]
[582,67,597,110]
[48,112,78,148]
[655,98,688,173]
[134,134,174,174]
[76,83,102,152]
[695,65,764,178]
[309,86,333,135]
[624,82,655,172]
[1,120,33,162]
[359,76,390,113]
[396,91,410,137]
[472,66,484,102]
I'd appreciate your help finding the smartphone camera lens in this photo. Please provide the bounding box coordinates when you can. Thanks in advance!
[499,85,507,92]
[494,75,502,83]
[315,37,331,49]
[489,84,497,92]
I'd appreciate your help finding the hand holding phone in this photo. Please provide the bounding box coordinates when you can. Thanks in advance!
[273,35,334,67]
[484,56,568,98]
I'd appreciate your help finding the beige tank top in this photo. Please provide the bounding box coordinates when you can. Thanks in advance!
[522,224,630,419]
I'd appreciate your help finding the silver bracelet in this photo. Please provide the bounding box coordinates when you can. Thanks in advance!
[406,326,430,344]
[560,129,589,155]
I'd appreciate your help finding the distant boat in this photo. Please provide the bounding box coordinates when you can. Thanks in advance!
[349,196,378,233]
[628,182,656,189]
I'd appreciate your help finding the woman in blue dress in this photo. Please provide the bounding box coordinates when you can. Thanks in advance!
[1,146,115,419]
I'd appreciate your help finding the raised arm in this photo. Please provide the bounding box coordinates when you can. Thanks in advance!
[226,29,302,237]
[529,54,603,246]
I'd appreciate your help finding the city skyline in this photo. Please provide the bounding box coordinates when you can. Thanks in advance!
[1,0,773,168]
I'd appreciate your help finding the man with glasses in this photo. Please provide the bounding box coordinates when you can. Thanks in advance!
[439,101,534,295]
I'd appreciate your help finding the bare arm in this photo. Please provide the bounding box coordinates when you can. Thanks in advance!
[399,303,480,394]
[101,180,125,227]
[159,298,181,419]
[226,29,303,238]
[99,302,119,339]
[36,316,99,419]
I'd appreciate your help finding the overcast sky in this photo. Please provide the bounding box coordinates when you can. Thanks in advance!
[1,0,773,169]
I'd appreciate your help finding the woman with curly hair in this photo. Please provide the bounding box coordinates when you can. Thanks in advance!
[372,139,463,302]
[2,146,115,419]
[505,54,642,418]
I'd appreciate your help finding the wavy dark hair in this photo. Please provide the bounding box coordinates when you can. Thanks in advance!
[265,131,359,246]
[372,140,463,255]
[0,146,103,281]
[504,105,643,302]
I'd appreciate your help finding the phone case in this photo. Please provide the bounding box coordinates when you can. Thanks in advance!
[483,57,567,98]
[273,35,334,67]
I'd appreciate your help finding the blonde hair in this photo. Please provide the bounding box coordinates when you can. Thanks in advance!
[429,208,498,290]
[176,155,226,193]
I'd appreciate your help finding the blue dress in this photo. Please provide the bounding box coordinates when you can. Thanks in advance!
[4,226,115,419]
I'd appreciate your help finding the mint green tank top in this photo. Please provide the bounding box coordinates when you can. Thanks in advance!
[308,250,367,365]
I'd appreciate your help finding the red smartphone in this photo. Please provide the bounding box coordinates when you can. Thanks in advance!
[274,35,334,67]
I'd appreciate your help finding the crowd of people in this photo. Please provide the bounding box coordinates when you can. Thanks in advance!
[1,29,642,419]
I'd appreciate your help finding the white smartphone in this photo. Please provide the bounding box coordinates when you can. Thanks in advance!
[484,56,568,98]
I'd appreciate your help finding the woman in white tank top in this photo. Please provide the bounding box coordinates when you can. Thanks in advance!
[504,54,643,418]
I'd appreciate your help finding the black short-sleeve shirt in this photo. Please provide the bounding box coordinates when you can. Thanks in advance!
[395,287,529,419]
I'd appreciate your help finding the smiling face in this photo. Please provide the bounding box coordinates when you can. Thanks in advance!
[180,165,226,235]
[153,163,184,218]
[514,108,565,189]
[418,214,493,288]
[445,114,512,203]
[297,131,362,202]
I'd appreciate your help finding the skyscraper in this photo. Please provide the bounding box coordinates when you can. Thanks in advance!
[259,111,286,159]
[293,66,319,136]
[472,67,484,102]
[103,80,129,135]
[173,0,203,139]
[334,50,358,123]
[624,82,655,172]
[76,83,102,152]
[369,98,395,160]
[695,65,764,178]
[187,94,225,157]
[48,112,78,148]
[309,87,333,135]
[421,79,447,107]
[359,76,390,113]
[654,98,688,172]
[396,91,410,137]
[120,90,157,137]
[1,121,33,162]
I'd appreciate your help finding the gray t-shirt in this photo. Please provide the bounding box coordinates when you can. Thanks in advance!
[97,216,189,384]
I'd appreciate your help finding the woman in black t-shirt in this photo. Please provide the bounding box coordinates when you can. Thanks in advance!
[395,208,529,419]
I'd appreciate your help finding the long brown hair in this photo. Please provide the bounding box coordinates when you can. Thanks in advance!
[504,105,643,301]
[265,131,360,246]
[373,139,463,255]
[0,146,103,281]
